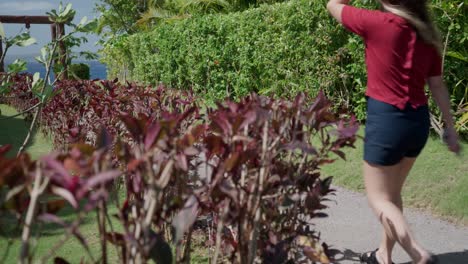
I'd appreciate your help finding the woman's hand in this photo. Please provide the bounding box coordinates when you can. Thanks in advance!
[427,76,461,155]
[443,127,461,154]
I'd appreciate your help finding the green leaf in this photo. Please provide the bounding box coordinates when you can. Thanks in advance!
[0,82,13,95]
[79,16,88,26]
[41,85,56,103]
[0,22,5,39]
[459,111,468,125]
[35,56,44,64]
[62,3,73,17]
[31,72,44,94]
[41,47,48,60]
[7,59,27,73]
[78,19,98,33]
[447,51,468,63]
[17,37,37,47]
[33,72,41,84]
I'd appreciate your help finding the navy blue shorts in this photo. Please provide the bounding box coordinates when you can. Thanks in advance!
[364,97,430,166]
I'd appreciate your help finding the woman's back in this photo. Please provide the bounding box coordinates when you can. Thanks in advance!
[342,6,441,110]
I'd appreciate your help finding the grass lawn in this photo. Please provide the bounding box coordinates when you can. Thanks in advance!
[0,104,210,263]
[0,104,52,159]
[0,196,209,263]
[322,128,468,225]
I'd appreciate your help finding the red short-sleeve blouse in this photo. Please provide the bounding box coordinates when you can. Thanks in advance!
[341,5,442,110]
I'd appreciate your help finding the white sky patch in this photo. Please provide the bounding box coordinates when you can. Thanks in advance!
[0,1,55,12]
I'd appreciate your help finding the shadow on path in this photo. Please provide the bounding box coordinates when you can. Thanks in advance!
[400,250,468,264]
[329,248,361,263]
[330,248,468,264]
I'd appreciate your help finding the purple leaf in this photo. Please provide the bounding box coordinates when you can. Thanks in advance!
[120,114,143,141]
[0,144,12,156]
[332,150,346,160]
[239,110,257,130]
[38,213,67,226]
[212,114,232,135]
[176,153,188,171]
[144,122,161,151]
[42,155,72,186]
[337,117,359,138]
[51,186,78,209]
[82,170,121,190]
[84,189,109,212]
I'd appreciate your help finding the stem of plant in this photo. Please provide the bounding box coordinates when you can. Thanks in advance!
[212,201,229,264]
[184,227,193,264]
[0,102,41,121]
[98,200,108,264]
[247,121,269,264]
[20,165,49,263]
[129,204,142,263]
[17,42,58,156]
[0,45,10,69]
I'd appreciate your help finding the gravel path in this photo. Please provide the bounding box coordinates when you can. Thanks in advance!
[314,187,468,264]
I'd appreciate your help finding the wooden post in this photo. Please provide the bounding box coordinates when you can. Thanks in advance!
[51,23,58,67]
[0,16,52,24]
[57,23,67,79]
[51,23,57,42]
[0,15,65,75]
[0,38,4,72]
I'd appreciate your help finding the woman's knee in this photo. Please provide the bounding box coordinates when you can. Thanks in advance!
[379,211,411,243]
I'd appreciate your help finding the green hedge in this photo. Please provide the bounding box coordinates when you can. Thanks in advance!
[68,63,91,80]
[101,0,467,132]
[102,0,351,99]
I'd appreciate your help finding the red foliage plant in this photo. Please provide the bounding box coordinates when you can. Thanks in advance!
[0,75,358,263]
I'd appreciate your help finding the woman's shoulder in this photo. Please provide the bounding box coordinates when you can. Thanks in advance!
[381,11,410,26]
[343,6,406,25]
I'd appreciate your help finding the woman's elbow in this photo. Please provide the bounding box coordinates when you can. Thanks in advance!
[326,1,344,23]
[326,1,334,13]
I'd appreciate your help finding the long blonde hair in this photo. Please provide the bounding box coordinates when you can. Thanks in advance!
[378,0,442,55]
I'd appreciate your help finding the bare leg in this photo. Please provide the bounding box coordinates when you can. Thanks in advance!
[363,160,432,264]
[376,158,415,263]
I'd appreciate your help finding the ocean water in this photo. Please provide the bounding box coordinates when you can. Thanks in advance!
[5,59,107,80]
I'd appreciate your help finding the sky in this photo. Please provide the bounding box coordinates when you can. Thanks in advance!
[0,0,101,58]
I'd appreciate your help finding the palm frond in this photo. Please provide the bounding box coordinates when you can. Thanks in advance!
[176,0,233,14]
[136,6,176,26]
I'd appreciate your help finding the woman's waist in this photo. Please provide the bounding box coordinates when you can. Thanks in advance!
[366,96,429,115]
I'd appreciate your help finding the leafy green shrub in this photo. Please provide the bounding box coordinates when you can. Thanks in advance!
[101,0,467,135]
[101,0,349,101]
[100,34,134,80]
[68,63,90,80]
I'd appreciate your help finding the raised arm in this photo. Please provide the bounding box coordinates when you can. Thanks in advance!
[427,76,461,154]
[326,0,350,23]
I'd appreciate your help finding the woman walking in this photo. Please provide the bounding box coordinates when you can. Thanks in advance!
[326,0,460,263]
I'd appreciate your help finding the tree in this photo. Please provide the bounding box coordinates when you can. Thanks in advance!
[95,0,147,36]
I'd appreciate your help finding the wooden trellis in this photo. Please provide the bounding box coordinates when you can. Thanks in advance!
[0,15,67,78]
